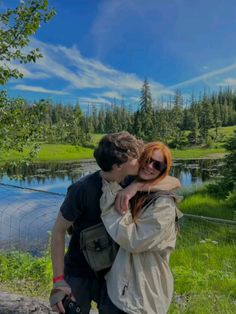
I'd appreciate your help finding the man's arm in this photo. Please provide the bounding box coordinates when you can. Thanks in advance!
[50,212,73,313]
[115,175,181,214]
[51,211,72,277]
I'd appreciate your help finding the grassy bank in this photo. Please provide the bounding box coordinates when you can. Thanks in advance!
[179,192,235,220]
[0,144,94,163]
[0,144,227,164]
[169,218,236,313]
[1,126,235,163]
[0,218,235,313]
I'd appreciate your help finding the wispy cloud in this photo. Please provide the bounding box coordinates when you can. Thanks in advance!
[12,84,69,95]
[169,63,236,89]
[99,91,123,100]
[78,96,108,104]
[0,61,50,80]
[10,38,236,104]
[12,38,171,100]
[217,77,236,87]
[33,40,144,91]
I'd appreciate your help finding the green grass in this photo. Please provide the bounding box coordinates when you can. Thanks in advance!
[177,182,236,220]
[90,133,105,145]
[36,144,94,161]
[172,147,226,159]
[169,219,236,313]
[0,144,227,163]
[0,144,94,163]
[179,193,235,220]
[1,126,236,163]
[0,250,52,298]
[0,219,235,313]
[209,125,236,140]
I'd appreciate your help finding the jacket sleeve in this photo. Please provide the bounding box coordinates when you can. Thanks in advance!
[100,181,177,253]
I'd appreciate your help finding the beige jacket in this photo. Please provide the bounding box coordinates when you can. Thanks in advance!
[100,182,182,314]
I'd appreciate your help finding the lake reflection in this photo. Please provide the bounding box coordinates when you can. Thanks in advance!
[0,159,224,194]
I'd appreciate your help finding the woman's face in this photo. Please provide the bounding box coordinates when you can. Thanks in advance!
[138,149,165,181]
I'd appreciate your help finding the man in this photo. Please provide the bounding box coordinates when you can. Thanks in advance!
[50,132,144,314]
[49,132,180,313]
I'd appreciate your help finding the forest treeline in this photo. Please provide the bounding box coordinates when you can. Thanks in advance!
[1,80,236,149]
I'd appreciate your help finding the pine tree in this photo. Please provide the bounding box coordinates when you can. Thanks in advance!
[212,100,222,139]
[199,94,214,143]
[221,130,236,192]
[137,79,154,140]
[188,93,200,145]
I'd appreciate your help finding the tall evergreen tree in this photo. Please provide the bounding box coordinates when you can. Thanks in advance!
[199,94,214,143]
[224,130,236,190]
[136,79,154,140]
[169,90,184,147]
[211,95,222,139]
[188,93,200,145]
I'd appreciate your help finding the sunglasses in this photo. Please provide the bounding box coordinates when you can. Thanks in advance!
[146,158,166,172]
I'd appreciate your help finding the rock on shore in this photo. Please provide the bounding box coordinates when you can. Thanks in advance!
[0,291,53,314]
[0,291,98,314]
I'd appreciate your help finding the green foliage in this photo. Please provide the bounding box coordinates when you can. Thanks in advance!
[134,79,155,141]
[0,219,235,313]
[207,180,232,198]
[225,191,236,210]
[207,130,236,198]
[224,130,236,186]
[0,1,55,160]
[179,192,235,220]
[0,0,55,85]
[0,250,52,297]
[169,219,236,313]
[0,143,228,164]
[0,91,45,159]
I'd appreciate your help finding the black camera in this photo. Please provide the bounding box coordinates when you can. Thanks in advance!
[62,295,81,314]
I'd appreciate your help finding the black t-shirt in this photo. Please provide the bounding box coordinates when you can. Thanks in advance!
[61,171,103,277]
[60,171,135,277]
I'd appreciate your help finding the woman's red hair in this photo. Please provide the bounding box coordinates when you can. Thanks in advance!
[131,141,172,220]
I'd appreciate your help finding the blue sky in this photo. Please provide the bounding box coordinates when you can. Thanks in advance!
[2,0,236,108]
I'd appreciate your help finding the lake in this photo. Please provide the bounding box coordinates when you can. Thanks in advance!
[0,158,224,194]
[0,159,224,252]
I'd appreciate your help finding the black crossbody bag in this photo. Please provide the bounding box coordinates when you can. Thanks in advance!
[80,222,119,272]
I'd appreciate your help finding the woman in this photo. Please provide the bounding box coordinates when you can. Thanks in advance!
[100,141,182,314]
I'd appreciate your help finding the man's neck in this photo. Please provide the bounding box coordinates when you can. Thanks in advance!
[100,170,125,183]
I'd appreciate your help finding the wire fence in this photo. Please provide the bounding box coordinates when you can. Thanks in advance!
[0,183,235,253]
[0,184,65,253]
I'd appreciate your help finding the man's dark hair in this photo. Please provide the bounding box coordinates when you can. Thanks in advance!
[94,132,143,171]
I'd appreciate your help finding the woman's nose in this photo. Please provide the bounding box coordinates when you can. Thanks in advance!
[147,161,154,170]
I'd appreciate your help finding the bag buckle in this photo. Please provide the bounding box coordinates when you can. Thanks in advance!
[94,239,102,251]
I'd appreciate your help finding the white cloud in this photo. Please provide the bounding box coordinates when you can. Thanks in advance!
[27,39,143,91]
[15,39,171,100]
[216,77,236,87]
[99,91,123,100]
[11,38,236,103]
[78,96,108,104]
[0,60,50,80]
[12,84,69,95]
[168,63,236,89]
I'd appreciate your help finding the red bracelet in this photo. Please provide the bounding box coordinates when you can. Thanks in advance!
[53,275,64,283]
